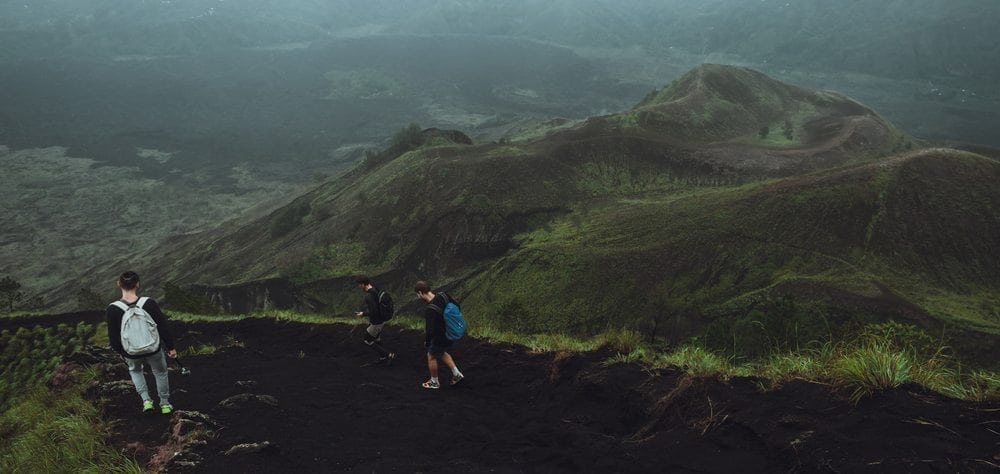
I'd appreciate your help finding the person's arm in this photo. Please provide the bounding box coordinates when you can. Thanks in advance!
[143,299,175,352]
[105,305,125,356]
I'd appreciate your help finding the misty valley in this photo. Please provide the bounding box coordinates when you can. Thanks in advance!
[2,1,999,473]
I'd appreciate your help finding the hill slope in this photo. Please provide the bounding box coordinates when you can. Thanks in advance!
[54,318,1000,473]
[70,65,1000,362]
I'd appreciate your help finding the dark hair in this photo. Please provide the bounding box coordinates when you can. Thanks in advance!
[354,275,372,286]
[118,271,140,290]
[414,281,432,294]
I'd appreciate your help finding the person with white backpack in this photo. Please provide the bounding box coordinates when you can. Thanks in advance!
[106,271,177,414]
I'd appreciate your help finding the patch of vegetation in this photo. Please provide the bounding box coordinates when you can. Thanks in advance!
[294,242,368,283]
[181,335,245,357]
[269,200,312,238]
[0,276,26,313]
[75,287,106,311]
[0,322,97,410]
[164,282,221,315]
[0,367,142,473]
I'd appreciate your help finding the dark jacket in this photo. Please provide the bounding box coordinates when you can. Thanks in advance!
[361,287,388,325]
[106,297,175,359]
[423,292,454,346]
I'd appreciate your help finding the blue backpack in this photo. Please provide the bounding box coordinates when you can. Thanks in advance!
[439,293,467,342]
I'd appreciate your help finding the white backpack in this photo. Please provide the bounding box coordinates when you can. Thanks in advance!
[112,297,160,356]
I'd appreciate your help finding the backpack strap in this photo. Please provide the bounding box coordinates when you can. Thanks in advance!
[111,297,150,312]
[427,293,449,314]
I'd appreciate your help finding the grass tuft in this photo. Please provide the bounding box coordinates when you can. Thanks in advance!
[656,346,734,378]
[0,367,142,473]
[836,343,913,402]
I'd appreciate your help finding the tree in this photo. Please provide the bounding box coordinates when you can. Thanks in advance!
[76,287,105,310]
[0,276,25,313]
[782,119,794,140]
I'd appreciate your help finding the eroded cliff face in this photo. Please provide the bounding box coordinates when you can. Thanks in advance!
[190,279,321,314]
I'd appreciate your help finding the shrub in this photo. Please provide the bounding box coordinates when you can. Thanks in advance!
[598,328,645,354]
[836,343,913,402]
[657,346,732,377]
[0,368,142,473]
[269,201,311,238]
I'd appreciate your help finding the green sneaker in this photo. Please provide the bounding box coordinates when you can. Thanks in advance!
[142,400,154,412]
[160,404,173,415]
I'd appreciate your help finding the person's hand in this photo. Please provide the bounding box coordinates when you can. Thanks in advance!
[167,349,178,358]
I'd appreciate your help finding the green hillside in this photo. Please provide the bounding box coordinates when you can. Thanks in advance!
[85,65,999,364]
[460,148,1000,355]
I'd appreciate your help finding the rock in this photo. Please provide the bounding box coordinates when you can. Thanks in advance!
[64,345,121,365]
[48,362,83,391]
[99,380,137,397]
[224,441,274,456]
[171,411,220,438]
[216,393,279,409]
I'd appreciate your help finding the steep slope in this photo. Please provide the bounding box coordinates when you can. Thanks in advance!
[70,66,999,361]
[460,148,1000,357]
[129,66,903,290]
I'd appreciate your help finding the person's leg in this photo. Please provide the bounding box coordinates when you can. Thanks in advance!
[126,357,151,402]
[364,324,392,358]
[442,352,464,384]
[146,350,171,406]
[426,352,439,380]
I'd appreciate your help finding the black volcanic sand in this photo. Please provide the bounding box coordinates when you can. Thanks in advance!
[66,318,999,473]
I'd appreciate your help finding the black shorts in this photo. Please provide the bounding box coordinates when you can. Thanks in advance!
[427,340,453,355]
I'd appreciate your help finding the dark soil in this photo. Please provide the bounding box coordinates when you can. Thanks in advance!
[79,318,1000,473]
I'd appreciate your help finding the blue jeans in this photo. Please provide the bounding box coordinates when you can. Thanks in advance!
[125,349,170,405]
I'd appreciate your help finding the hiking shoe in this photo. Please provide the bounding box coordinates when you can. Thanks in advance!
[142,400,154,412]
[450,374,464,386]
[160,404,173,415]
[376,352,397,365]
[421,380,440,390]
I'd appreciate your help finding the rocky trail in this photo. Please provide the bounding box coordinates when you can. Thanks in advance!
[48,318,1000,472]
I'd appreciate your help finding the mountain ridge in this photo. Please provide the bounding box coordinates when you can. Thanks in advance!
[57,65,1000,364]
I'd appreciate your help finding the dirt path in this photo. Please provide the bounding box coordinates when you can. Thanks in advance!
[77,318,999,473]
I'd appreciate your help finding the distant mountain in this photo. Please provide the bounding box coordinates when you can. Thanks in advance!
[76,65,1000,361]
[3,0,997,81]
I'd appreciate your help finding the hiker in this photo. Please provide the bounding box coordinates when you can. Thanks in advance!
[354,275,397,364]
[415,281,465,389]
[106,271,177,414]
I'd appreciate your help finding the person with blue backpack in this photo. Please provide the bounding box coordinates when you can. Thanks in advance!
[354,275,397,365]
[414,281,466,389]
[106,271,177,414]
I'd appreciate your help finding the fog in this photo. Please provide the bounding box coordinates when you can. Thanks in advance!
[1,0,998,300]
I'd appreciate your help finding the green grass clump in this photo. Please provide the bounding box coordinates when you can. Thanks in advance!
[760,352,827,382]
[655,346,735,378]
[0,368,142,473]
[835,343,914,402]
[603,348,648,367]
[597,328,646,354]
[962,371,1000,402]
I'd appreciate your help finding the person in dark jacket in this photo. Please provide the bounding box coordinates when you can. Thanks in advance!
[106,271,177,414]
[415,281,464,389]
[354,275,396,364]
